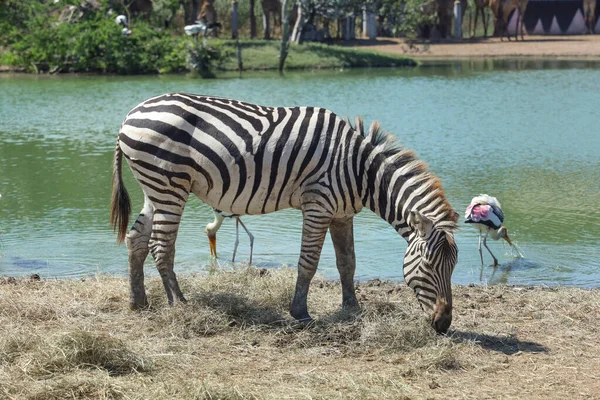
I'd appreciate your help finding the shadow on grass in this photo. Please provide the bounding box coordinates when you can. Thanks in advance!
[189,291,288,327]
[450,330,548,355]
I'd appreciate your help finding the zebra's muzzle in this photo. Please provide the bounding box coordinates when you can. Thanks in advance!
[432,312,452,334]
[432,297,452,334]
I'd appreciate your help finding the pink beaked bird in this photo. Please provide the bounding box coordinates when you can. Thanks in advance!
[465,194,513,267]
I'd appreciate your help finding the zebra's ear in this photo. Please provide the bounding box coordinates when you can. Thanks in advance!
[408,211,434,238]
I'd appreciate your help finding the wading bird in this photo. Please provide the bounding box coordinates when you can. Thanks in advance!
[115,14,131,36]
[205,209,254,265]
[184,21,222,41]
[465,194,513,266]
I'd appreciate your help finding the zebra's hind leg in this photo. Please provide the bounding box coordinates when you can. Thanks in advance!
[290,205,333,322]
[126,198,154,310]
[149,205,187,305]
[329,216,358,310]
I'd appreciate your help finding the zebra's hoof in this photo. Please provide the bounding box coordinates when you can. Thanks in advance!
[291,316,315,330]
[290,309,313,323]
[129,298,149,311]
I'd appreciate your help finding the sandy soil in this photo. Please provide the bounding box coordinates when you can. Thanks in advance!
[349,34,600,60]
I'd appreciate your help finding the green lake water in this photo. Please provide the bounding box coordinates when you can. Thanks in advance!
[1,59,599,286]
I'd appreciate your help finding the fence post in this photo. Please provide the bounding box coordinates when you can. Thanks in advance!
[453,0,462,39]
[231,0,238,39]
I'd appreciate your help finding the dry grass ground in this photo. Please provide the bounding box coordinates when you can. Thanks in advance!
[1,267,599,399]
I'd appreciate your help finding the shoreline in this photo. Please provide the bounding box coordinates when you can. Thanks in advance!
[346,34,600,61]
[4,34,600,75]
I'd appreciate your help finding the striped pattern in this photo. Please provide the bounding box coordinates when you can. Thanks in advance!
[404,225,458,310]
[111,93,459,332]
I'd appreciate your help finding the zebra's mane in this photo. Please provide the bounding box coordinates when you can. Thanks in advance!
[346,116,458,233]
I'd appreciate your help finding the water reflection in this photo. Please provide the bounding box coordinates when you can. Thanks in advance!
[1,62,599,286]
[419,58,600,76]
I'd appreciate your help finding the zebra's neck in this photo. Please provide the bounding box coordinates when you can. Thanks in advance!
[357,139,454,241]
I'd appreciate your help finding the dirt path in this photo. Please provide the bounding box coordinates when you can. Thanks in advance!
[349,35,600,60]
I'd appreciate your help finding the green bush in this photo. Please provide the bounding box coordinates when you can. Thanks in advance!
[7,16,189,74]
[185,39,233,77]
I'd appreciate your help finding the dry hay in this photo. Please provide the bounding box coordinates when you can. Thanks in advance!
[1,267,599,399]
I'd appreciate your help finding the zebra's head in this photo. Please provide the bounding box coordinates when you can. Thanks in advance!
[405,210,458,334]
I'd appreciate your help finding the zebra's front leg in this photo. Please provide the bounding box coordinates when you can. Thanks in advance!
[329,216,358,309]
[149,206,187,305]
[290,207,332,322]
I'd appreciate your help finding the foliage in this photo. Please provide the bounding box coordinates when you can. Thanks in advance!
[0,0,44,47]
[7,17,185,73]
[384,0,438,37]
[149,0,180,27]
[185,39,233,76]
[0,0,423,74]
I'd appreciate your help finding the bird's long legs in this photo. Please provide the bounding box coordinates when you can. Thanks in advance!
[482,230,499,267]
[232,217,254,265]
[478,232,484,267]
[232,218,240,263]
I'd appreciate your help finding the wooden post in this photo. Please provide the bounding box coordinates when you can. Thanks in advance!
[343,16,355,40]
[278,0,290,72]
[362,6,376,40]
[453,0,463,38]
[231,0,239,39]
[232,0,242,72]
[249,0,256,38]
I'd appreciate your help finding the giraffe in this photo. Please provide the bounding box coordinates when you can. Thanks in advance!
[472,0,491,38]
[197,0,220,37]
[583,0,596,34]
[262,0,281,39]
[489,0,517,41]
[514,0,529,40]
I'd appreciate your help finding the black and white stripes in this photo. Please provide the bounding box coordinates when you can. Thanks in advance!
[111,93,458,333]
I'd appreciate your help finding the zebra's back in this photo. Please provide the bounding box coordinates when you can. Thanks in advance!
[119,92,342,215]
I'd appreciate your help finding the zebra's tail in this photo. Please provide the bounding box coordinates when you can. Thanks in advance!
[110,140,131,244]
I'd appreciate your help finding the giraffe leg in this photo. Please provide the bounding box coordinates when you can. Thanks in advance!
[125,196,153,310]
[472,7,478,38]
[290,203,333,322]
[329,216,358,309]
[237,218,254,265]
[483,231,499,267]
[520,14,525,40]
[482,8,488,37]
[149,204,187,305]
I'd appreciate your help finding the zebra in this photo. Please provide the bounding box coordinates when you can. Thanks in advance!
[110,93,459,334]
[205,209,254,264]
